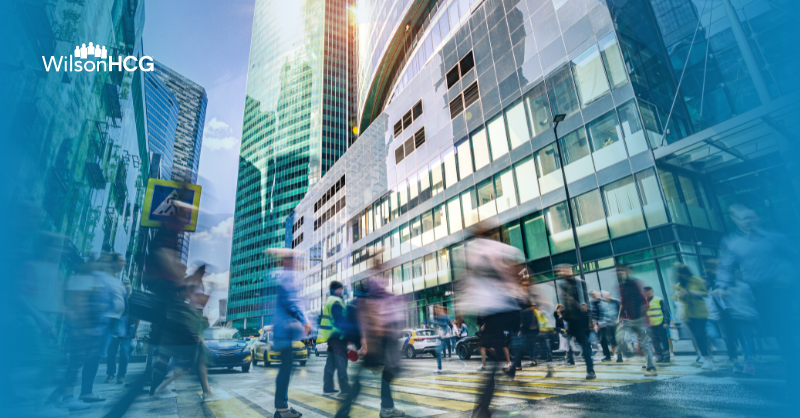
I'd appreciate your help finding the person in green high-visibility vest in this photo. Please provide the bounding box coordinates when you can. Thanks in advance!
[644,286,671,363]
[319,281,351,395]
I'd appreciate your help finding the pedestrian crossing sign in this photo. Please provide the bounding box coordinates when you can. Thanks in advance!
[141,179,202,231]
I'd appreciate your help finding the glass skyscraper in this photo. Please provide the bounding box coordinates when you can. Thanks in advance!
[144,70,179,180]
[147,60,208,263]
[227,0,353,327]
[289,0,798,330]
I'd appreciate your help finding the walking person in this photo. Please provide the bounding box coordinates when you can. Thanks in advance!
[517,298,539,368]
[643,287,671,363]
[105,279,136,384]
[271,249,312,418]
[433,305,452,372]
[319,280,351,396]
[557,266,596,380]
[590,291,620,362]
[554,304,574,365]
[674,263,714,370]
[615,265,658,376]
[335,275,405,418]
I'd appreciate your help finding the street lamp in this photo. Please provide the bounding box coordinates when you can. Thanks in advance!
[551,114,586,285]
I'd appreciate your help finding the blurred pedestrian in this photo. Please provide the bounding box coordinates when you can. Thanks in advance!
[517,286,540,368]
[615,266,657,376]
[673,263,714,370]
[433,305,452,372]
[320,280,351,396]
[334,277,405,418]
[643,287,671,363]
[591,291,619,362]
[105,279,136,384]
[554,304,574,365]
[557,266,595,380]
[456,233,524,418]
[271,249,312,418]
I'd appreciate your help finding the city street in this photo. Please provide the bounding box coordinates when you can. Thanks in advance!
[66,353,791,418]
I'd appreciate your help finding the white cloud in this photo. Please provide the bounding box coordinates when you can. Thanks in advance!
[204,136,238,151]
[193,230,212,242]
[207,117,230,131]
[204,270,230,289]
[210,216,234,238]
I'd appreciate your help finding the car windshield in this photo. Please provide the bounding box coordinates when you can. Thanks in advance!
[416,330,436,336]
[202,329,243,340]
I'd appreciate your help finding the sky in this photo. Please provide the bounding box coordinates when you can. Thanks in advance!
[144,0,255,323]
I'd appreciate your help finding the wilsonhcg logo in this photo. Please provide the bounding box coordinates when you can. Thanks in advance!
[42,42,153,72]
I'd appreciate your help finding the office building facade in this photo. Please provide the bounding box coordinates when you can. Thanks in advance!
[143,70,179,181]
[290,0,798,329]
[227,0,356,327]
[148,60,208,263]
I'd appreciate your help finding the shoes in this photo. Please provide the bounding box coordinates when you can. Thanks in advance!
[545,364,554,378]
[644,368,658,377]
[151,388,176,399]
[469,407,491,418]
[616,356,623,363]
[657,357,670,364]
[701,359,714,371]
[116,377,125,384]
[380,407,406,418]
[434,369,443,373]
[743,360,755,376]
[203,392,222,402]
[600,357,612,362]
[526,362,538,367]
[322,391,339,395]
[78,394,105,403]
[586,372,596,380]
[104,376,114,384]
[57,397,90,411]
[476,365,486,371]
[732,362,743,374]
[274,408,303,418]
[695,356,702,363]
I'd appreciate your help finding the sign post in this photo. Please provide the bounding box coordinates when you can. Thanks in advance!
[140,179,202,231]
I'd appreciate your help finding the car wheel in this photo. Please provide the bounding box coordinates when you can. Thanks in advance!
[300,361,307,366]
[315,348,319,357]
[457,345,470,360]
[251,352,259,366]
[263,350,271,366]
[405,345,416,359]
[241,364,250,373]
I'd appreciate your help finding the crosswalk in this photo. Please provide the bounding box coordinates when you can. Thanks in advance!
[202,356,722,417]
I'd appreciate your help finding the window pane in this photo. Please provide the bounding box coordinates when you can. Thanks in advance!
[570,190,610,246]
[443,148,458,188]
[513,155,540,203]
[476,178,497,220]
[430,157,444,196]
[421,210,435,246]
[602,176,646,238]
[424,253,438,288]
[586,110,626,171]
[501,222,525,255]
[393,266,403,294]
[617,100,648,156]
[456,139,473,178]
[412,257,425,290]
[410,216,422,250]
[505,99,530,149]
[447,196,463,233]
[399,182,409,214]
[522,211,550,260]
[658,170,691,225]
[381,196,389,226]
[635,169,668,227]
[524,83,553,136]
[437,248,451,283]
[598,33,628,90]
[571,45,610,107]
[400,222,411,254]
[391,228,401,258]
[545,201,575,254]
[433,204,448,240]
[534,142,564,194]
[678,175,711,229]
[460,188,479,227]
[366,206,373,234]
[408,173,419,209]
[559,127,595,183]
[418,167,431,203]
[486,114,509,160]
[494,168,517,213]
[470,127,491,170]
[545,66,580,120]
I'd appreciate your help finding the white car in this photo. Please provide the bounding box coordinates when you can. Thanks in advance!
[314,341,328,356]
[399,329,441,358]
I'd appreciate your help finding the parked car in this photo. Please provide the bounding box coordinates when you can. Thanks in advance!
[202,328,250,372]
[399,328,440,358]
[454,331,559,360]
[250,330,308,366]
[314,341,328,356]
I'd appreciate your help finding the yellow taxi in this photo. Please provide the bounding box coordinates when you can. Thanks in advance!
[250,328,308,366]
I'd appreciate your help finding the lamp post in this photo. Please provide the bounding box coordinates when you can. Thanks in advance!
[552,114,586,284]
